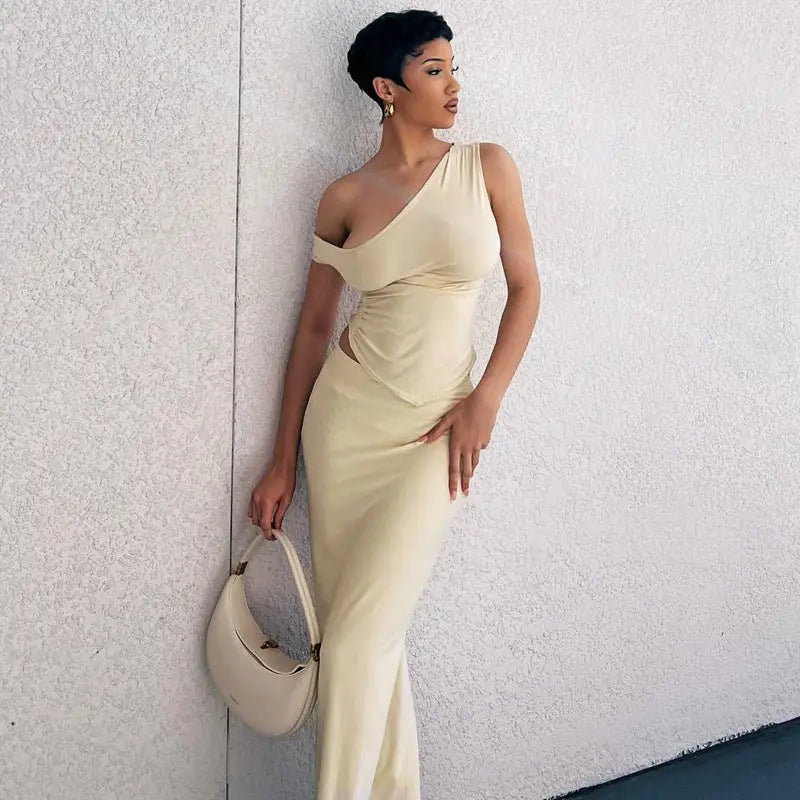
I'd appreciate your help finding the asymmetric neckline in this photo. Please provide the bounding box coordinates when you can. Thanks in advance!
[315,142,458,253]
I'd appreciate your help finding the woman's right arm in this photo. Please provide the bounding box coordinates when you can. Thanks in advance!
[249,179,350,537]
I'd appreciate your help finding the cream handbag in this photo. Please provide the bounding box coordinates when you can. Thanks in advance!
[205,527,321,737]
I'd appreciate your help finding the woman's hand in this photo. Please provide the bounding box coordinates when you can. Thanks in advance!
[417,388,500,500]
[248,459,296,540]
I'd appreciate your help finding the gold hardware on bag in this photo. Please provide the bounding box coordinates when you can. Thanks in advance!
[310,642,321,662]
[261,636,279,649]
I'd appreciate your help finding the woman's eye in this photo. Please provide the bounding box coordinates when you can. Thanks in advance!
[429,66,459,75]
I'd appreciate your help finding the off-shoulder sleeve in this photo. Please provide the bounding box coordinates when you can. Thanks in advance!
[312,233,344,267]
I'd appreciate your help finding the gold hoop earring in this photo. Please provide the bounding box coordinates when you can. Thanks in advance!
[383,101,394,119]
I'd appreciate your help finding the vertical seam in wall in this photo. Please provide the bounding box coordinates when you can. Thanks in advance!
[227,0,245,797]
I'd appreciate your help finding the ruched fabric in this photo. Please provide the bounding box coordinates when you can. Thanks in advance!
[311,142,501,406]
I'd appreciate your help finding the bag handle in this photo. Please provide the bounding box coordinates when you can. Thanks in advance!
[233,528,321,662]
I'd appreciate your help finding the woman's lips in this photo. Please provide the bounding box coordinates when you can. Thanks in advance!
[445,101,458,112]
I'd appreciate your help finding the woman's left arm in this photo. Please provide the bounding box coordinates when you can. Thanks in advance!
[472,142,541,407]
[419,142,541,500]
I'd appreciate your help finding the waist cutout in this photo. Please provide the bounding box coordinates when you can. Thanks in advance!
[346,280,480,406]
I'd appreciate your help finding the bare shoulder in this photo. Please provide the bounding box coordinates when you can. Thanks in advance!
[317,173,357,214]
[477,142,522,202]
[314,174,355,246]
[477,141,517,166]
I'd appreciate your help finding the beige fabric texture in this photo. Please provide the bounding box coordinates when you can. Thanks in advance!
[311,141,501,406]
[300,141,500,797]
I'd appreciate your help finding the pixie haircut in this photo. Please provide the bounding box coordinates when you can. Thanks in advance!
[347,10,453,124]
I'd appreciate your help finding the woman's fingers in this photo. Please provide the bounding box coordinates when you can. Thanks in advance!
[461,450,473,496]
[420,417,449,443]
[449,437,461,501]
[249,492,274,536]
[273,494,289,532]
[250,495,261,528]
[259,498,278,538]
[247,465,296,541]
[448,437,485,500]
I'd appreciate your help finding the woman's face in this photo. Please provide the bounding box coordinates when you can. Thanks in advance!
[377,37,461,128]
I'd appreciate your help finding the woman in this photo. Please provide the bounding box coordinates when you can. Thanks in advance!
[248,9,540,799]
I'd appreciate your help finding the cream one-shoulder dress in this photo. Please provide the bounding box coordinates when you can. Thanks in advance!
[300,141,501,800]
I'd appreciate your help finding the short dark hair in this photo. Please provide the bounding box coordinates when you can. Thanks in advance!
[347,10,453,124]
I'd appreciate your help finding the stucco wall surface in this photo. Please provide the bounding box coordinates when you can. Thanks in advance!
[1,2,797,799]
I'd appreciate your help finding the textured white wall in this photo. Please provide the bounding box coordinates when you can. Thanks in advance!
[1,2,240,798]
[2,1,798,799]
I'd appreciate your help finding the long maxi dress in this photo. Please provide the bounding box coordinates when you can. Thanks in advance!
[300,141,502,800]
